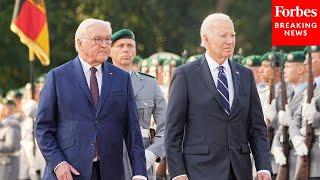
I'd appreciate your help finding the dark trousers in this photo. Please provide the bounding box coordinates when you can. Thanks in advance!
[90,161,101,180]
[228,164,236,180]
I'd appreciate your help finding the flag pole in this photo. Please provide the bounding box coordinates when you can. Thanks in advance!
[29,48,35,100]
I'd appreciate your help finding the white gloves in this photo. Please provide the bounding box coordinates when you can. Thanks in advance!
[278,105,292,126]
[291,135,308,156]
[145,150,157,170]
[271,147,286,165]
[263,99,277,122]
[302,98,317,124]
[300,127,306,136]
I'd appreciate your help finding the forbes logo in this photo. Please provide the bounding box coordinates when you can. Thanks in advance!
[275,6,317,17]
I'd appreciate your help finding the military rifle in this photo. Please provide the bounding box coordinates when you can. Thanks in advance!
[266,46,277,148]
[294,46,315,180]
[276,50,289,180]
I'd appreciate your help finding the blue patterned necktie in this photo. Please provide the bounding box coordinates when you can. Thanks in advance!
[217,66,230,115]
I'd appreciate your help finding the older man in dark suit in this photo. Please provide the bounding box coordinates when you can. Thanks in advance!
[165,13,272,180]
[35,18,147,180]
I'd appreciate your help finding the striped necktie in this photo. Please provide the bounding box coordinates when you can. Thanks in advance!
[217,66,230,115]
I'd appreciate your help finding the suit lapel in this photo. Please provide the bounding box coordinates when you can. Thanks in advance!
[97,62,113,115]
[72,57,94,107]
[199,56,225,109]
[131,72,144,98]
[229,60,240,114]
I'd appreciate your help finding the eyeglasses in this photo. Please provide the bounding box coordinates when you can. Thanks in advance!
[81,36,112,45]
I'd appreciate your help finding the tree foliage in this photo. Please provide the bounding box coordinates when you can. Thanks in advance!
[0,0,302,93]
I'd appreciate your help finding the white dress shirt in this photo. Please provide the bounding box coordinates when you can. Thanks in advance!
[205,52,234,108]
[79,56,102,95]
[315,76,320,87]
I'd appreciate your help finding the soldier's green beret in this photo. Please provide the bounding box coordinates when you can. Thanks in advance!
[158,57,166,65]
[111,29,135,44]
[303,46,320,54]
[186,54,201,63]
[141,58,151,67]
[231,55,242,63]
[242,55,261,67]
[170,58,183,67]
[133,55,142,65]
[286,51,305,62]
[14,91,23,99]
[260,51,284,67]
[163,59,170,66]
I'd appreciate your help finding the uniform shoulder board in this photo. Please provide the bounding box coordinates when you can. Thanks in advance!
[136,71,155,79]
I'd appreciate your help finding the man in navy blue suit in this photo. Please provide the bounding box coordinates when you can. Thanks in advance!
[165,13,272,180]
[35,18,147,180]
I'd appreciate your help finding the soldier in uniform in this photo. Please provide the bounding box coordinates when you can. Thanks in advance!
[258,51,287,177]
[0,100,21,180]
[271,51,307,179]
[110,29,167,180]
[289,46,320,179]
[259,52,284,130]
[17,90,36,180]
[140,58,150,74]
[242,55,265,92]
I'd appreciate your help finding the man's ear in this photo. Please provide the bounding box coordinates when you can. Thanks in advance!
[76,39,82,50]
[275,68,281,76]
[297,64,306,75]
[203,34,210,44]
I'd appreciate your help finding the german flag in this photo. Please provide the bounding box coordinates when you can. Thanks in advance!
[10,0,50,66]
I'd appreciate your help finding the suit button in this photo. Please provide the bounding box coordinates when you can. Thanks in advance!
[95,120,98,124]
[91,142,95,146]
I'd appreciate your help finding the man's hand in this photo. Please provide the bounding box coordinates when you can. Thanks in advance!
[263,99,277,121]
[172,175,189,180]
[271,147,286,165]
[278,105,291,126]
[145,150,157,170]
[55,162,80,180]
[257,172,271,180]
[302,98,317,124]
[291,135,308,156]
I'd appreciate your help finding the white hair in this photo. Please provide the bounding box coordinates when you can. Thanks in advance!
[200,13,233,48]
[74,18,112,52]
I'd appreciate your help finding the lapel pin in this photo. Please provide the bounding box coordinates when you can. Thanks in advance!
[109,72,113,76]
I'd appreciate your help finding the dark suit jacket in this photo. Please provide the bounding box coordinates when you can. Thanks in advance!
[35,57,147,180]
[165,55,272,180]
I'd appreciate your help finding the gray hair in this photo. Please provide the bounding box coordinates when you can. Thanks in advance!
[74,18,112,52]
[200,13,233,48]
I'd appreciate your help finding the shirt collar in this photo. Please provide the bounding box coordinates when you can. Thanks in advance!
[294,82,308,95]
[2,114,16,125]
[314,76,320,87]
[78,55,102,74]
[205,52,230,72]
